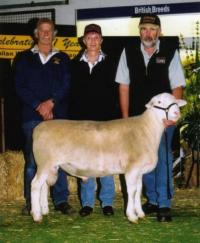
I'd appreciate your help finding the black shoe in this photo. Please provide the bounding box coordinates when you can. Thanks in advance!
[21,204,31,216]
[142,202,158,214]
[55,202,76,215]
[79,206,93,217]
[157,207,172,222]
[102,206,114,216]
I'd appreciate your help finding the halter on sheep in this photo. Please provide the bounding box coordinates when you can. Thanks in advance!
[31,93,186,223]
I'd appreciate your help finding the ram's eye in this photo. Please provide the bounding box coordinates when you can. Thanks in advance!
[158,101,161,104]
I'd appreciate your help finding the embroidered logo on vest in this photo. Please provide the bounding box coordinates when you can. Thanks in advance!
[52,57,61,64]
[156,57,166,64]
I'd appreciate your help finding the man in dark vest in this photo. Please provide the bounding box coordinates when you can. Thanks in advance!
[115,14,185,222]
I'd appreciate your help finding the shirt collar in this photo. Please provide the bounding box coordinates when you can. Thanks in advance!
[31,45,59,54]
[80,50,106,63]
[31,45,59,64]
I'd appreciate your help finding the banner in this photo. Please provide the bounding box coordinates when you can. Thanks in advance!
[0,35,81,59]
[77,2,200,19]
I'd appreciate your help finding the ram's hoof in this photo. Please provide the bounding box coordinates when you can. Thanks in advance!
[32,213,43,223]
[129,219,139,224]
[127,215,138,224]
[41,207,49,215]
[137,212,145,219]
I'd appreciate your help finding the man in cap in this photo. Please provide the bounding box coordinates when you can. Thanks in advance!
[115,14,185,222]
[69,24,118,217]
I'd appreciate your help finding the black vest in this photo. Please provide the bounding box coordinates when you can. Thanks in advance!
[125,38,175,116]
[69,54,118,121]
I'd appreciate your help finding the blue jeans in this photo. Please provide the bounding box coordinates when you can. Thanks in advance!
[22,121,69,207]
[81,176,115,208]
[143,126,175,208]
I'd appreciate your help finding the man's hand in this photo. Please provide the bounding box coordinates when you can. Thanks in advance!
[36,99,54,120]
[163,119,176,127]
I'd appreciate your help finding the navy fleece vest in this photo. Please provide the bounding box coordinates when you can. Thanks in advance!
[125,38,176,116]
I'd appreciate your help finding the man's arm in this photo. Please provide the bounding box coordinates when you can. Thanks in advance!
[119,84,129,118]
[115,49,130,118]
[51,53,71,103]
[164,49,186,127]
[172,86,183,99]
[14,52,41,110]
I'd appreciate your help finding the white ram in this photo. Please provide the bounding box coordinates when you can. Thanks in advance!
[31,93,186,223]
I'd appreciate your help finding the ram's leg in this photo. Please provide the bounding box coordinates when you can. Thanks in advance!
[135,174,145,219]
[31,172,47,222]
[125,169,139,223]
[40,181,49,215]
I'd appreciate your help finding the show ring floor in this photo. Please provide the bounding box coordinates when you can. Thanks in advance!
[0,188,200,242]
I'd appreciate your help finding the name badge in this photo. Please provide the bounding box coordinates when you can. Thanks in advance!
[156,57,166,64]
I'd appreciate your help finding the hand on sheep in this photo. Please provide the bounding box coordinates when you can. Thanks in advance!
[36,99,54,120]
[163,119,176,127]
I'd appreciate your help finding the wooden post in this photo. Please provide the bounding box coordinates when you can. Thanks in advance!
[0,97,5,153]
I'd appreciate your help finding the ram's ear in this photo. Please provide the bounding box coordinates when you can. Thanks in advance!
[145,97,156,109]
[145,102,152,109]
[176,99,187,107]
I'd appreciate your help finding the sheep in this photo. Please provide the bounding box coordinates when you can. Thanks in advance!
[31,92,186,223]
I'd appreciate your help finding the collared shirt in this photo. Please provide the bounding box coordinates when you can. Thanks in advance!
[80,50,106,73]
[31,45,59,64]
[115,40,186,89]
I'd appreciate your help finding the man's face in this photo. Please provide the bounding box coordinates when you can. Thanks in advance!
[83,32,103,52]
[139,24,161,48]
[36,23,54,46]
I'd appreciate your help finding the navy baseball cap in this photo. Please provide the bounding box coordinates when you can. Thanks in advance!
[84,24,102,36]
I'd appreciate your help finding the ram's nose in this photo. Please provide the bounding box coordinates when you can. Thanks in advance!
[174,111,180,116]
[174,110,181,120]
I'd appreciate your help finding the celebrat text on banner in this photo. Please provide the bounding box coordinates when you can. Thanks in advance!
[0,35,81,59]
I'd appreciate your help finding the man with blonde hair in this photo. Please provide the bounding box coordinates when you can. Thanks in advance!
[15,18,74,216]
